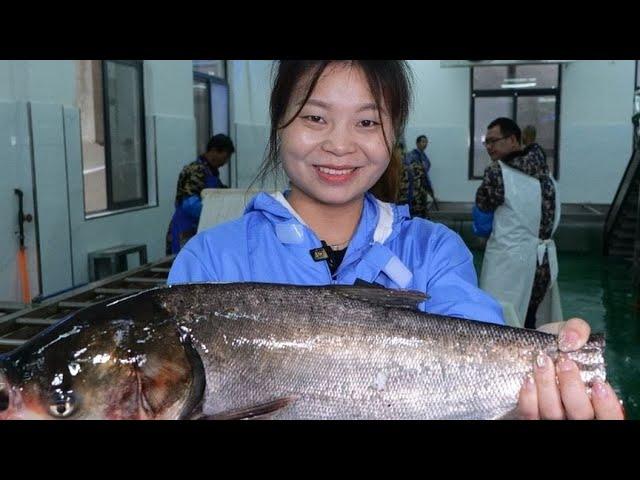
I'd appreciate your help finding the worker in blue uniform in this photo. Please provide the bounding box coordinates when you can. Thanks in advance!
[166,134,235,254]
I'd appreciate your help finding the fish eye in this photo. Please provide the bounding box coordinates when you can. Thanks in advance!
[48,394,76,418]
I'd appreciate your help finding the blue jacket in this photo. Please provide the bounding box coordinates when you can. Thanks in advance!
[168,192,505,325]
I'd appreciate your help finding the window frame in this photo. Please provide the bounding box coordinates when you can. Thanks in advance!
[193,70,231,139]
[101,59,149,211]
[468,65,562,180]
[193,71,213,154]
[192,62,231,191]
[193,60,226,80]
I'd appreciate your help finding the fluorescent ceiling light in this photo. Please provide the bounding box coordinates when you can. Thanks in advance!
[501,77,538,89]
[501,82,537,88]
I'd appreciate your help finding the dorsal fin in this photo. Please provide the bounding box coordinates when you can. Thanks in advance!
[331,282,428,310]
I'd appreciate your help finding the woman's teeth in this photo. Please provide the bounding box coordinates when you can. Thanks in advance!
[318,167,355,175]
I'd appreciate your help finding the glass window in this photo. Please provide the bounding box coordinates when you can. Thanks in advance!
[193,60,226,79]
[76,60,107,213]
[473,66,509,90]
[194,78,211,155]
[472,97,513,178]
[517,95,557,174]
[473,64,559,90]
[192,61,231,184]
[470,63,561,179]
[211,81,229,135]
[514,65,559,89]
[193,74,230,150]
[103,60,147,209]
[77,60,148,214]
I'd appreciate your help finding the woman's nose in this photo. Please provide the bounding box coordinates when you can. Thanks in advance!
[321,126,357,156]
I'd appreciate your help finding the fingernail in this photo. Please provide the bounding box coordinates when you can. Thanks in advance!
[536,353,548,370]
[559,330,579,351]
[591,378,609,398]
[557,355,575,373]
[524,373,535,390]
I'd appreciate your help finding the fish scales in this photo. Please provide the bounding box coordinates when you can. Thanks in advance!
[159,283,605,420]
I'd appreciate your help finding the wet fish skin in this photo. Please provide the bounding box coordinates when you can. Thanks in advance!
[0,294,201,420]
[0,283,606,420]
[159,283,605,420]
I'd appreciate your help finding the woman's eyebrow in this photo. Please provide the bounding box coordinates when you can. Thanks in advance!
[356,103,378,112]
[297,99,329,108]
[298,99,379,113]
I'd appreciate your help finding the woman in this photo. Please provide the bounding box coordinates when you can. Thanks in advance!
[169,60,623,420]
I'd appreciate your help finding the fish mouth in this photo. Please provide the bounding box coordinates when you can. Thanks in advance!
[0,358,27,419]
[0,366,12,418]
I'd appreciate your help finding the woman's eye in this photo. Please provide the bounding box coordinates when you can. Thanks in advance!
[359,120,379,128]
[302,115,324,123]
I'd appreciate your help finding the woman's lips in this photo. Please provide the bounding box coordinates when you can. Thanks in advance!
[314,165,359,184]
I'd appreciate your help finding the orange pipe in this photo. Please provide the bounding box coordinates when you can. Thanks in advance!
[17,247,31,304]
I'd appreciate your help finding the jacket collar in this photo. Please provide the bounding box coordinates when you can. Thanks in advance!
[244,191,410,249]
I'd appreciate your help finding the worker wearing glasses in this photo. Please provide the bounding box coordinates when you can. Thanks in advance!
[473,118,560,331]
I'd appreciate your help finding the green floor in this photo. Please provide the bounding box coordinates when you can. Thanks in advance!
[471,251,640,420]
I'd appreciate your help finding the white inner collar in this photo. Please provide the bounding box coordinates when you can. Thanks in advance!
[270,192,308,225]
[269,192,395,244]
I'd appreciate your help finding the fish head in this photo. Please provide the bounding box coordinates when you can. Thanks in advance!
[0,296,204,420]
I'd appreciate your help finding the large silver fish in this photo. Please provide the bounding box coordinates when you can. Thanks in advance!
[0,283,605,420]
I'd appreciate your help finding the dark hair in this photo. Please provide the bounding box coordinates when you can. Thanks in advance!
[253,60,413,202]
[206,134,235,154]
[487,118,521,143]
[416,135,427,143]
[522,125,536,140]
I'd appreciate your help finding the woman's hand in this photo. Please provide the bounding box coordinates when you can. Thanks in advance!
[516,318,625,420]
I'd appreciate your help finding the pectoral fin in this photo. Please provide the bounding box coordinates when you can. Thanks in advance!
[193,396,298,420]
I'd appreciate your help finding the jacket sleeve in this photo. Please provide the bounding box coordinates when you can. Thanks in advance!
[475,163,504,212]
[167,245,218,284]
[423,227,505,325]
[472,205,494,237]
[179,195,203,220]
[175,164,206,205]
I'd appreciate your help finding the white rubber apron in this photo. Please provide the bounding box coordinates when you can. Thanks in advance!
[479,161,562,328]
[534,176,563,328]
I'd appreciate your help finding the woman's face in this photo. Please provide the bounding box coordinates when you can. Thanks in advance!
[280,63,394,208]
